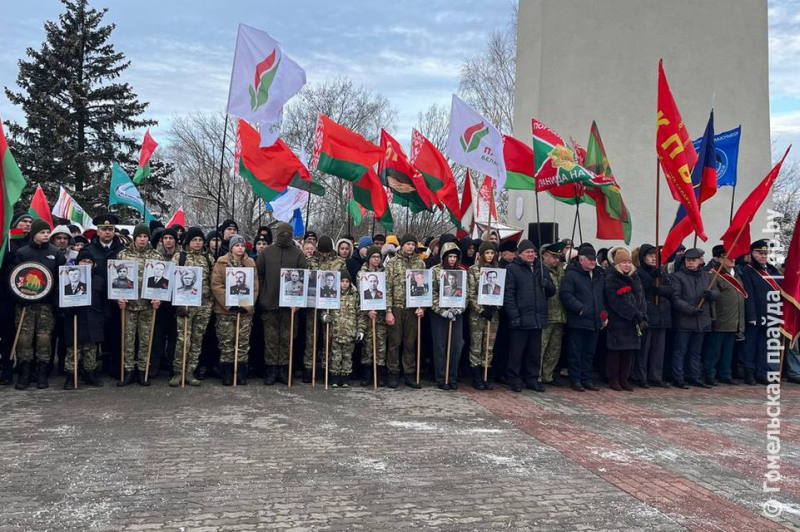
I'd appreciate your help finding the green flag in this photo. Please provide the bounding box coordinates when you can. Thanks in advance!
[109,162,155,222]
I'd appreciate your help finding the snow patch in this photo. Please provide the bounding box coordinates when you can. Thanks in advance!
[386,421,439,431]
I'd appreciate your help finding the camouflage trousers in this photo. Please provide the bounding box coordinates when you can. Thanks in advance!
[328,341,354,376]
[303,310,319,369]
[540,323,564,382]
[386,308,418,376]
[263,309,298,366]
[216,313,252,364]
[468,313,499,368]
[361,314,387,366]
[123,308,154,371]
[173,307,212,374]
[65,342,97,372]
[14,304,54,363]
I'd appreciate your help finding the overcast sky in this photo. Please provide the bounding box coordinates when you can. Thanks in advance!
[1,0,798,163]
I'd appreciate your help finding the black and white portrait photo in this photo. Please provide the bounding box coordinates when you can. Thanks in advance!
[279,268,308,308]
[107,260,138,300]
[172,266,203,307]
[225,267,255,307]
[477,267,506,306]
[359,271,386,311]
[142,260,174,301]
[59,265,91,308]
[405,269,432,308]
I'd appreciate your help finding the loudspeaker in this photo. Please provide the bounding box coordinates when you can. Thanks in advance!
[528,223,558,249]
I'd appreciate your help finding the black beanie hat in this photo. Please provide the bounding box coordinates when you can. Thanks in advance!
[149,220,164,233]
[318,236,334,253]
[162,227,178,240]
[205,230,221,243]
[400,233,417,247]
[517,240,537,254]
[30,218,50,237]
[133,223,151,239]
[184,227,205,245]
[76,249,94,264]
[366,245,381,259]
[218,219,238,234]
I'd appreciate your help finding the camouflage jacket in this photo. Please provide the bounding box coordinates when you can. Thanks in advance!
[315,252,346,273]
[385,252,425,310]
[546,262,567,324]
[172,248,213,305]
[211,252,258,316]
[117,242,162,312]
[327,286,365,341]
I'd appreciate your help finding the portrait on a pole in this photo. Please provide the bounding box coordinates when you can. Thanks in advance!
[477,267,506,306]
[225,267,255,307]
[107,260,138,300]
[359,271,386,311]
[141,259,173,301]
[279,268,308,308]
[59,265,92,308]
[405,269,432,308]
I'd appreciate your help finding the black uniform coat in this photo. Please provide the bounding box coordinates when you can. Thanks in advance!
[740,261,782,326]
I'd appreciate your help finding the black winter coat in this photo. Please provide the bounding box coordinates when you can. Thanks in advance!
[14,240,66,305]
[740,262,782,326]
[63,269,106,343]
[503,257,555,330]
[560,262,607,331]
[604,268,647,350]
[670,265,719,331]
[84,235,125,275]
[637,245,673,329]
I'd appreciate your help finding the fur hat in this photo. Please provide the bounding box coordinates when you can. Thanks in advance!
[610,246,632,264]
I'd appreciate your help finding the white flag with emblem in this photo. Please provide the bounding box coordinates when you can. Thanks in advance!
[226,24,306,144]
[445,94,506,199]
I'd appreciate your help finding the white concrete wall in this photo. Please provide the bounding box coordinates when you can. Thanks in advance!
[512,0,771,250]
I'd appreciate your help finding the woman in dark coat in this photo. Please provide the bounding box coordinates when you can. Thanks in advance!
[604,247,647,391]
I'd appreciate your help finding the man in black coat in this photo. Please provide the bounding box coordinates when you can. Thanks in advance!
[503,240,555,392]
[670,248,719,388]
[635,244,673,387]
[740,240,782,384]
[0,211,33,385]
[560,243,606,392]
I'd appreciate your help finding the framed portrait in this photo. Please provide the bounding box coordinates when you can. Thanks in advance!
[359,271,386,311]
[315,270,340,310]
[107,260,138,301]
[58,265,92,308]
[9,262,54,303]
[477,267,506,306]
[279,268,309,308]
[405,269,432,308]
[439,269,466,309]
[224,267,255,308]
[141,259,174,301]
[172,266,203,307]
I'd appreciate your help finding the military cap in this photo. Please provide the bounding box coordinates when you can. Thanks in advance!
[541,241,567,255]
[750,239,770,252]
[93,213,120,228]
[712,244,726,258]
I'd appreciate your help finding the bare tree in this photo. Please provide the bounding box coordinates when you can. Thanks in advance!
[772,158,800,248]
[281,76,398,238]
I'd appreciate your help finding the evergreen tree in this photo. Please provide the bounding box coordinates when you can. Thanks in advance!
[4,0,165,216]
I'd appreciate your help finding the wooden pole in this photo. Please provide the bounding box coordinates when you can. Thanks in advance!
[120,308,126,381]
[10,307,26,363]
[312,310,318,387]
[143,308,158,383]
[72,315,79,390]
[324,320,330,390]
[697,220,750,308]
[445,319,453,386]
[181,315,189,389]
[372,315,378,390]
[288,309,295,387]
[233,312,240,387]
[576,203,583,244]
[213,114,230,260]
[483,320,491,382]
[729,184,737,224]
[416,313,422,385]
[655,159,662,306]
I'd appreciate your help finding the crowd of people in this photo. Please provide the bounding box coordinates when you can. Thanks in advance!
[1,207,798,393]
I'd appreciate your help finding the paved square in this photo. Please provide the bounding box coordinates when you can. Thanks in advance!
[1,380,798,531]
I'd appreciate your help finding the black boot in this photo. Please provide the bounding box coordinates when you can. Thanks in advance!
[14,362,31,390]
[484,372,495,390]
[472,366,486,391]
[264,365,277,385]
[85,369,103,387]
[37,362,49,389]
[278,365,290,385]
[404,374,421,389]
[237,363,248,385]
[117,368,136,387]
[302,368,312,383]
[64,375,75,390]
[138,367,151,386]
[378,367,387,387]
[745,369,756,386]
[387,371,399,389]
[0,360,12,385]
[222,364,233,386]
[196,366,207,380]
[361,364,372,386]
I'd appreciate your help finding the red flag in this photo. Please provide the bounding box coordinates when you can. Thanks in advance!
[29,185,53,229]
[352,168,392,231]
[459,170,474,230]
[656,60,704,240]
[478,175,498,222]
[721,146,791,260]
[378,129,433,211]
[782,208,800,348]
[410,129,461,225]
[166,207,185,229]
[132,130,158,185]
[238,119,307,201]
[312,114,382,183]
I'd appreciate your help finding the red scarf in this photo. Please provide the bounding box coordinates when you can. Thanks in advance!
[748,264,781,293]
[711,267,747,299]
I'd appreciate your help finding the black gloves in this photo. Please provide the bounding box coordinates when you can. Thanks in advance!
[229,306,247,314]
[702,290,713,300]
[480,306,496,321]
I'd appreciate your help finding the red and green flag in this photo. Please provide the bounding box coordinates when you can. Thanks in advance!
[311,114,383,183]
[409,129,461,226]
[502,134,536,190]
[132,130,158,185]
[29,185,53,229]
[378,129,434,212]
[352,169,393,232]
[531,118,594,192]
[237,119,309,202]
[1,120,27,264]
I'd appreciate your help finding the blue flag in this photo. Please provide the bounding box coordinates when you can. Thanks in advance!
[290,207,305,237]
[108,162,155,222]
[693,125,740,188]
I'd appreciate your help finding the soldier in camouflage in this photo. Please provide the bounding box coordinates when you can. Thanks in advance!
[212,234,258,386]
[302,235,346,383]
[170,227,214,387]
[359,246,387,386]
[385,233,426,389]
[540,242,567,385]
[322,270,364,388]
[116,224,163,386]
[467,241,500,390]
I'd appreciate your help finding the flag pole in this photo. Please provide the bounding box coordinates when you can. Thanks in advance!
[655,158,661,306]
[729,184,737,224]
[213,114,230,259]
[576,202,583,245]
